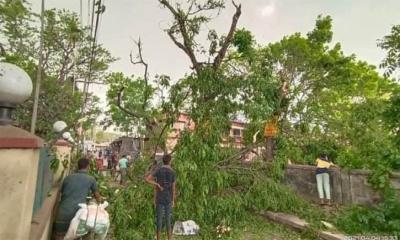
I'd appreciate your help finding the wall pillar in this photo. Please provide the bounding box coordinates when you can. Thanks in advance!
[52,139,72,185]
[0,125,43,240]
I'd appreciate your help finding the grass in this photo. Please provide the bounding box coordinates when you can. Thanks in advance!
[174,214,311,240]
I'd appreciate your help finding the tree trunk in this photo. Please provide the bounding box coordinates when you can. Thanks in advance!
[265,137,276,161]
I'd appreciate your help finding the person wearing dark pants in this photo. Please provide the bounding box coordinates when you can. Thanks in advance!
[52,158,102,240]
[146,154,176,240]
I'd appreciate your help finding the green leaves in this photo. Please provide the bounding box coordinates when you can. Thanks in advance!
[232,28,255,59]
[0,1,114,139]
[384,90,400,146]
[105,72,156,133]
[307,15,333,46]
[228,16,400,199]
[378,24,400,78]
[336,190,400,236]
[0,0,34,58]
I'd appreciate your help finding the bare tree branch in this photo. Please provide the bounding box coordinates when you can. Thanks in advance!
[151,118,171,157]
[213,0,241,71]
[160,0,241,73]
[187,0,196,15]
[57,47,74,83]
[159,0,201,73]
[0,43,6,56]
[187,4,218,16]
[129,38,149,84]
[130,38,150,110]
[226,62,248,75]
[114,38,153,122]
[116,86,142,119]
[167,31,190,58]
[74,80,106,85]
[159,0,179,15]
[119,38,176,158]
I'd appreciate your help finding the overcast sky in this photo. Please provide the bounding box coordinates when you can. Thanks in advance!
[30,0,400,78]
[29,0,400,115]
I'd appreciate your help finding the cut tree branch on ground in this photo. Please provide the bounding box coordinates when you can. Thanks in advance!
[217,142,264,166]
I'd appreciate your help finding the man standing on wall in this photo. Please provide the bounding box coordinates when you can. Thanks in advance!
[53,158,102,240]
[146,154,176,240]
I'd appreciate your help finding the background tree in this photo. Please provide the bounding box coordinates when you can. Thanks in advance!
[379,24,400,79]
[0,0,115,140]
[232,16,399,174]
[380,24,400,151]
[105,72,155,134]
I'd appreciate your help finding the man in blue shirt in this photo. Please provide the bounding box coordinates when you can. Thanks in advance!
[146,154,176,240]
[53,158,102,239]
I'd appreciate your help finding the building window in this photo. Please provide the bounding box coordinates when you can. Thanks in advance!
[233,128,241,137]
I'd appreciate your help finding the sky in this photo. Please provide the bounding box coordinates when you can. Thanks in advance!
[28,0,400,118]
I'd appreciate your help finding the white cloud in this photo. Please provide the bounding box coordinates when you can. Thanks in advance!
[260,1,276,17]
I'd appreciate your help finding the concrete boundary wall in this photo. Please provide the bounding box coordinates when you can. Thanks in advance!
[284,164,400,205]
[30,187,60,240]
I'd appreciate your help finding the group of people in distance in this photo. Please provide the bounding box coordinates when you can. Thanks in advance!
[88,149,132,185]
[52,153,176,240]
[90,149,116,172]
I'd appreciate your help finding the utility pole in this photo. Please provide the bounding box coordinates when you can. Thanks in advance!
[73,0,84,95]
[80,0,83,26]
[30,0,45,134]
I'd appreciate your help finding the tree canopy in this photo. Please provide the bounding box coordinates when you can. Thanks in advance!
[0,0,114,139]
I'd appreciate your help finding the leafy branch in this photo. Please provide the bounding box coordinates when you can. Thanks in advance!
[159,0,241,74]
